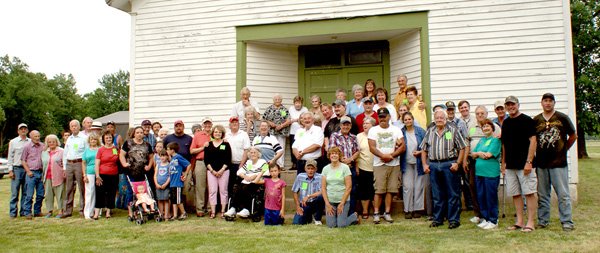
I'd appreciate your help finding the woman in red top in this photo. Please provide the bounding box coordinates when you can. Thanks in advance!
[93,131,120,219]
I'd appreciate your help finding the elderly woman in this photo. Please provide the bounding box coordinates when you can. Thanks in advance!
[240,106,260,141]
[310,95,324,127]
[373,87,398,123]
[120,126,154,218]
[322,146,358,228]
[406,86,427,127]
[470,119,501,230]
[157,128,169,142]
[364,79,377,99]
[82,133,101,219]
[204,125,232,218]
[356,117,376,219]
[346,84,365,118]
[262,94,291,168]
[93,131,120,219]
[41,134,65,218]
[232,87,260,121]
[400,112,426,219]
[252,121,284,167]
[224,147,268,218]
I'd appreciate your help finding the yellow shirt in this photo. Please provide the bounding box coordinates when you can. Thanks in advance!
[356,132,374,172]
[393,89,408,112]
[409,103,427,127]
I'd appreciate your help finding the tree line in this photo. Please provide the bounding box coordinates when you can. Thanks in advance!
[0,55,129,155]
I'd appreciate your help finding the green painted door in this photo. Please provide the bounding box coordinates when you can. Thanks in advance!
[304,66,383,104]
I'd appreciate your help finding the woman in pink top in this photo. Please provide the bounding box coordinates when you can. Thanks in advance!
[42,134,65,218]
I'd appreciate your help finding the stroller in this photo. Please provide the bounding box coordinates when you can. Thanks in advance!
[127,175,162,225]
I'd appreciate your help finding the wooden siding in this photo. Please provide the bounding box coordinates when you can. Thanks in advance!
[389,30,422,98]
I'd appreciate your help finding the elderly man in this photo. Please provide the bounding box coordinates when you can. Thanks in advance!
[225,116,251,205]
[141,120,157,152]
[493,100,508,127]
[421,110,468,229]
[501,96,538,233]
[292,159,325,225]
[320,103,334,130]
[465,105,502,224]
[232,87,260,121]
[293,112,325,174]
[189,118,211,217]
[329,116,360,214]
[368,108,405,224]
[8,123,30,218]
[445,101,468,138]
[393,74,409,110]
[252,121,284,167]
[81,116,93,137]
[323,99,359,149]
[61,119,88,218]
[21,130,45,219]
[533,93,577,232]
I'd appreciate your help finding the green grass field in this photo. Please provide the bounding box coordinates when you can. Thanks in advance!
[1,144,599,252]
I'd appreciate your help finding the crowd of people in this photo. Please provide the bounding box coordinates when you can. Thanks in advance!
[6,75,576,231]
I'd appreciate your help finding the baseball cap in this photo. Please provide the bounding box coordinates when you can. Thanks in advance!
[332,99,346,106]
[433,104,447,112]
[340,115,352,124]
[541,93,555,101]
[90,121,103,130]
[362,97,374,103]
[305,159,318,169]
[505,96,519,104]
[202,117,213,124]
[229,116,239,123]
[445,101,456,110]
[18,123,28,129]
[174,120,184,126]
[141,119,152,126]
[494,100,504,109]
[377,107,390,117]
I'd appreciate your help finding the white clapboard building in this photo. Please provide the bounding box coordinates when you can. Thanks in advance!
[107,0,578,198]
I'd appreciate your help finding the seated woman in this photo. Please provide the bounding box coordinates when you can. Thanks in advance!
[322,146,358,228]
[134,184,155,213]
[224,147,269,218]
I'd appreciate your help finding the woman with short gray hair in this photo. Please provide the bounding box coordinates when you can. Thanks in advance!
[240,106,260,141]
[347,84,365,118]
[262,94,291,168]
[42,134,65,218]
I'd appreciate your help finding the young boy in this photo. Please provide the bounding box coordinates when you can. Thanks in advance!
[166,142,191,221]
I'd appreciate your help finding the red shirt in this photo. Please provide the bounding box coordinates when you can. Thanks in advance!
[96,146,119,175]
[355,111,379,133]
[190,131,210,160]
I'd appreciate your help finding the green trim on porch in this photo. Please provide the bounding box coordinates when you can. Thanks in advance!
[236,41,247,101]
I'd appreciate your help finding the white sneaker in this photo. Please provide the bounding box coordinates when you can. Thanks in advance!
[237,208,250,218]
[383,213,394,223]
[483,222,498,230]
[469,216,480,224]
[373,213,381,224]
[314,220,323,225]
[477,220,489,228]
[224,207,236,217]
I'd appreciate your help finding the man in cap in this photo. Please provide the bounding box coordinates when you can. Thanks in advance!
[533,93,577,231]
[493,100,508,127]
[420,110,468,229]
[355,97,379,132]
[224,116,251,208]
[21,130,45,219]
[324,99,359,149]
[368,107,405,224]
[329,115,360,214]
[501,95,538,232]
[8,123,30,218]
[61,119,87,218]
[445,101,468,138]
[141,120,157,152]
[189,117,212,216]
[292,159,325,225]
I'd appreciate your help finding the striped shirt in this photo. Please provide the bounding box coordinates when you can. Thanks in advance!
[291,173,322,202]
[420,123,467,161]
[252,134,283,162]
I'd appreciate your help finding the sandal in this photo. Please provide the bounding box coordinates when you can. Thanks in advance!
[210,213,216,219]
[506,224,523,231]
[362,213,369,219]
[521,227,534,233]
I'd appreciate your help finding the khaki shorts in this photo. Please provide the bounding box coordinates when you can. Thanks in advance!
[505,168,537,196]
[373,165,401,194]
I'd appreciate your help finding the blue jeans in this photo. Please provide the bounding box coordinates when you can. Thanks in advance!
[292,196,325,225]
[476,176,499,224]
[264,208,284,225]
[325,202,357,228]
[23,170,45,216]
[537,166,573,226]
[10,166,27,217]
[429,160,461,224]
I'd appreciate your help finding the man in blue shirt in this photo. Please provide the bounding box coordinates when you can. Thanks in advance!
[292,159,324,225]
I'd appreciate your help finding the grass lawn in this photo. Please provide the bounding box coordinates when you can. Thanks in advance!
[1,145,600,252]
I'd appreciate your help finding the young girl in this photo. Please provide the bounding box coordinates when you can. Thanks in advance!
[261,164,286,225]
[154,141,164,165]
[154,149,171,219]
[135,184,156,213]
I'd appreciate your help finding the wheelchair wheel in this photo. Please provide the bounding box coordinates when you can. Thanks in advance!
[225,216,235,222]
[251,214,262,222]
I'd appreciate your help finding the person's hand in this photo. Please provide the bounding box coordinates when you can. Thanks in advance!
[301,196,309,206]
[412,151,421,157]
[450,163,459,172]
[8,171,15,180]
[295,152,303,160]
[462,161,469,173]
[337,202,345,215]
[181,174,186,181]
[123,162,130,168]
[27,171,33,177]
[523,163,532,176]
[144,165,151,171]
[423,164,430,174]
[63,171,67,178]
[325,203,334,216]
[279,210,285,218]
[380,154,394,163]
[252,177,261,184]
[83,176,89,183]
[203,142,209,148]
[296,206,304,216]
[501,163,506,176]
[95,177,103,186]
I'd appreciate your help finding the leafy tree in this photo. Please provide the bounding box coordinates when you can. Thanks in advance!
[571,0,600,158]
[83,70,129,119]
[46,73,86,131]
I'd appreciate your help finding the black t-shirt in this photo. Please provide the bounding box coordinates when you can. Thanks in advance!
[323,116,359,139]
[122,139,153,181]
[533,111,575,168]
[501,113,536,170]
[162,133,193,161]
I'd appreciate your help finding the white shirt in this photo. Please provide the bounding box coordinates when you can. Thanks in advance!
[368,124,404,166]
[292,124,324,160]
[7,136,30,170]
[225,130,251,164]
[231,100,260,121]
[289,105,308,135]
[63,133,88,168]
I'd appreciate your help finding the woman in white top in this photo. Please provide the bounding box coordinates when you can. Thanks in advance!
[289,96,308,170]
[373,87,398,123]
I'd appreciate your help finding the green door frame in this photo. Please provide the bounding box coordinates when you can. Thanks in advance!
[236,11,431,117]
